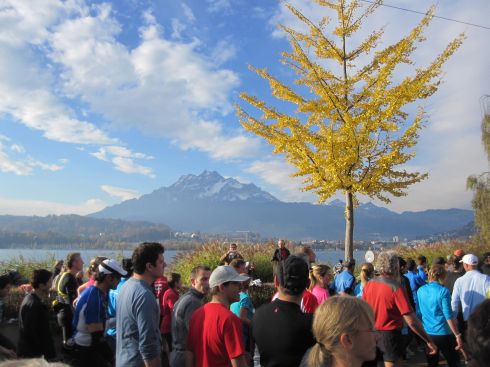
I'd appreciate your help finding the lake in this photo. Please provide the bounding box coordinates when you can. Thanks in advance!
[0,248,367,267]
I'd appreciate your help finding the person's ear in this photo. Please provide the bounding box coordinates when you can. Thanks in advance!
[339,333,354,350]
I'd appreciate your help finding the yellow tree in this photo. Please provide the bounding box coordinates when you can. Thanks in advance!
[236,0,464,260]
[467,96,490,245]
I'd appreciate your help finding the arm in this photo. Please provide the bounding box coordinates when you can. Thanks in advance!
[440,287,463,351]
[403,313,437,355]
[231,354,248,367]
[446,319,463,350]
[38,305,56,359]
[0,345,16,359]
[136,294,161,365]
[451,280,461,317]
[271,249,278,262]
[144,357,161,367]
[239,307,252,326]
[184,351,194,367]
[220,252,230,264]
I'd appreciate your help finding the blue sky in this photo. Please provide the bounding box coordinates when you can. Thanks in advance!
[0,0,488,216]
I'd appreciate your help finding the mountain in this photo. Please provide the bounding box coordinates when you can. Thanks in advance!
[155,170,278,203]
[0,215,171,247]
[91,171,474,240]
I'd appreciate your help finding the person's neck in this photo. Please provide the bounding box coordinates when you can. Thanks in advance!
[32,288,47,297]
[210,294,229,308]
[133,272,155,286]
[277,289,303,305]
[95,281,110,294]
[331,355,361,367]
[68,268,78,276]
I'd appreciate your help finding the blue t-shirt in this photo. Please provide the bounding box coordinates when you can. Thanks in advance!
[230,292,254,320]
[334,270,355,294]
[354,282,364,298]
[73,285,107,347]
[417,282,452,335]
[231,291,254,346]
[106,277,127,337]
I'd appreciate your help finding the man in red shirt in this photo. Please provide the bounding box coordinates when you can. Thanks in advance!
[186,266,249,367]
[363,251,437,367]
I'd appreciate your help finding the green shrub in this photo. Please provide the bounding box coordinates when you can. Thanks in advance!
[169,242,278,285]
[249,284,276,308]
[0,255,56,281]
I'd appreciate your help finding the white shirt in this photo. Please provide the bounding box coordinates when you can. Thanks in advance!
[451,270,490,321]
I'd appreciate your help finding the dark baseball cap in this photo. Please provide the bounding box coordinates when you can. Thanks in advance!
[278,255,309,295]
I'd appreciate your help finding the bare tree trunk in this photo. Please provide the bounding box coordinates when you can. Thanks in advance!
[344,191,354,261]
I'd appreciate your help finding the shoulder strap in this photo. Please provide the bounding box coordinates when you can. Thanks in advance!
[56,272,70,299]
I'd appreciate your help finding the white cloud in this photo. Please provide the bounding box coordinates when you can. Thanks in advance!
[207,0,232,13]
[246,158,316,202]
[181,3,196,23]
[171,18,186,39]
[101,185,141,201]
[91,145,155,177]
[10,143,25,153]
[45,5,257,159]
[0,196,106,216]
[0,142,31,175]
[0,138,67,175]
[26,157,65,172]
[0,1,117,146]
[211,39,236,65]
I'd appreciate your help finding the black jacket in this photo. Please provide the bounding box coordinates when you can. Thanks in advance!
[17,292,56,359]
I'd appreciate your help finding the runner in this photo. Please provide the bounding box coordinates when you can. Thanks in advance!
[170,265,211,367]
[363,251,437,367]
[186,266,249,367]
[17,269,56,360]
[53,252,84,348]
[417,264,464,367]
[308,264,331,305]
[304,297,377,367]
[253,256,315,367]
[71,259,127,367]
[116,242,166,367]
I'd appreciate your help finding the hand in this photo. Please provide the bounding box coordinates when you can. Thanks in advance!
[455,334,463,351]
[0,346,17,359]
[426,341,437,355]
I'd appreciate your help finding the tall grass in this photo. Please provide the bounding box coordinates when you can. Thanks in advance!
[169,241,278,284]
[0,254,56,280]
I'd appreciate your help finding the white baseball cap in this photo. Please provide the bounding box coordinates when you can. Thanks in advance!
[209,266,249,288]
[461,254,478,266]
[98,259,128,277]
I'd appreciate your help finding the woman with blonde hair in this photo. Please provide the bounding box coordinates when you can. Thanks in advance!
[309,265,331,305]
[77,256,107,295]
[306,296,378,367]
[354,262,374,298]
[417,264,464,367]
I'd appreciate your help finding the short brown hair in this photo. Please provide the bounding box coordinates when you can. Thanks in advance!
[65,252,81,269]
[132,242,164,275]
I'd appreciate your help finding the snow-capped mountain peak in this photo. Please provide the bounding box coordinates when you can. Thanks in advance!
[168,171,278,202]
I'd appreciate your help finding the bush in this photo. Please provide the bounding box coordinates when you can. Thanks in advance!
[170,241,278,285]
[0,254,56,280]
[249,284,276,308]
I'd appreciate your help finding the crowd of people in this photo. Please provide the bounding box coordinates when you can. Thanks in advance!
[0,241,488,367]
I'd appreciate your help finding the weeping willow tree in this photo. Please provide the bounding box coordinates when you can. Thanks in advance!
[467,96,490,245]
[236,0,464,260]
